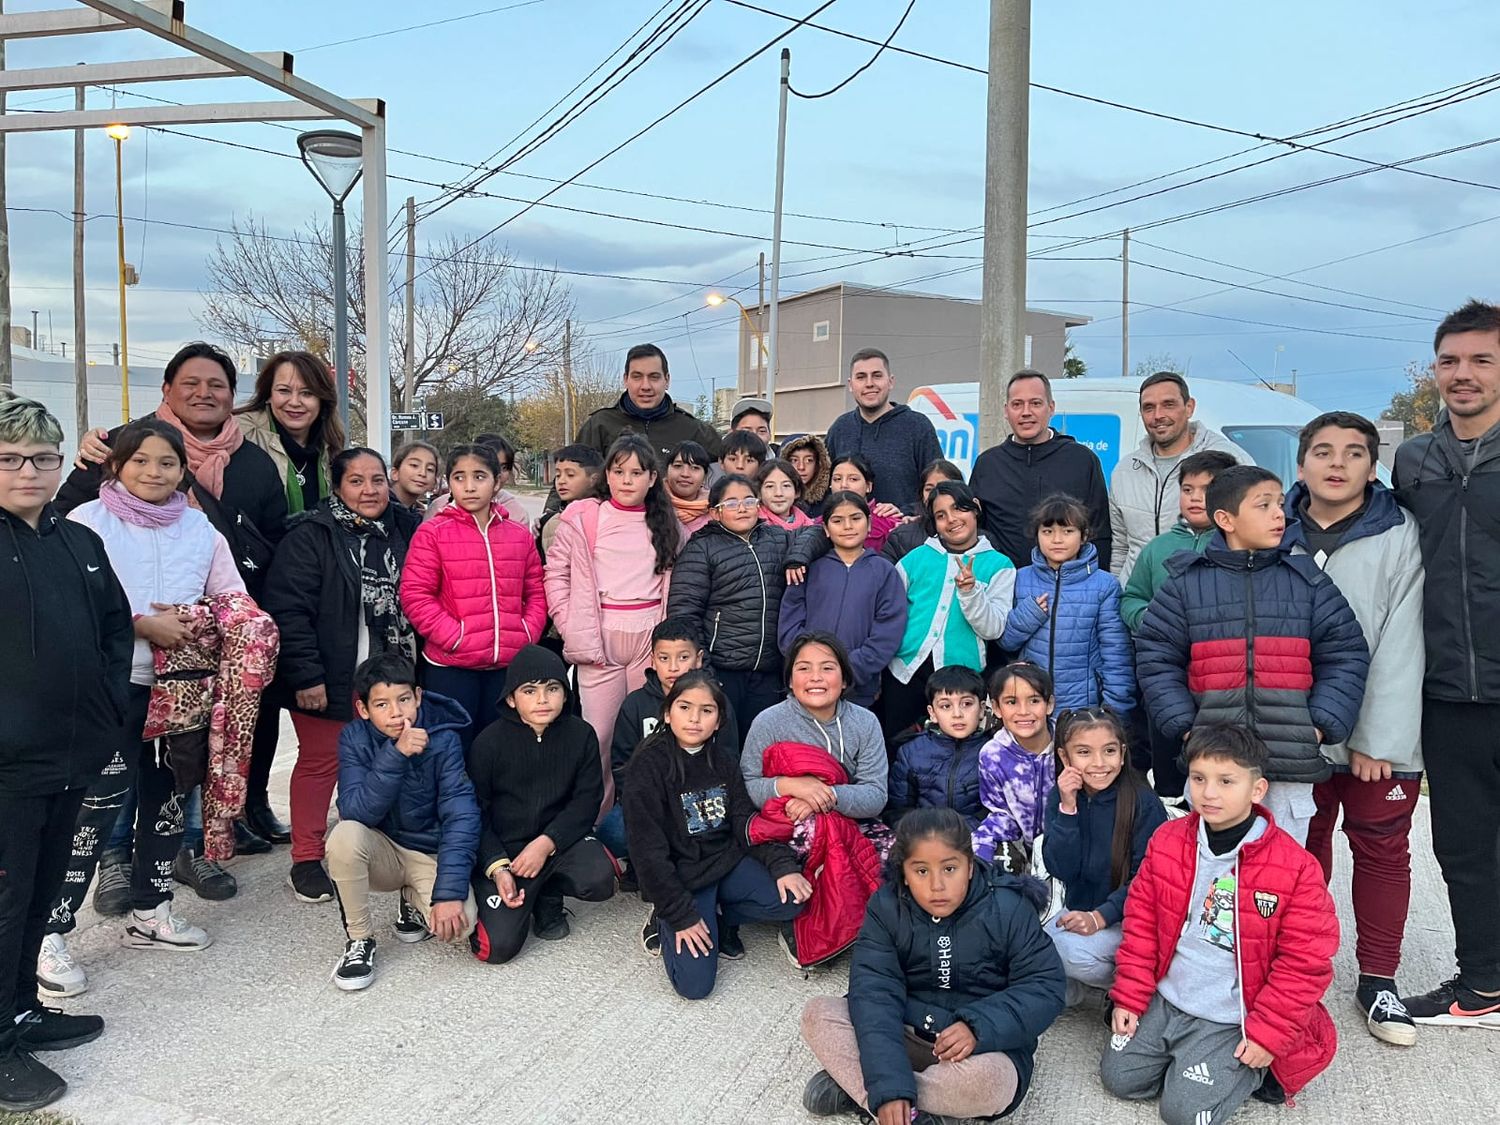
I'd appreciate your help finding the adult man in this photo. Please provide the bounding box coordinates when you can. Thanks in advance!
[1109,372,1248,583]
[573,343,721,466]
[824,348,941,513]
[1394,299,1500,1028]
[730,397,775,452]
[968,368,1111,570]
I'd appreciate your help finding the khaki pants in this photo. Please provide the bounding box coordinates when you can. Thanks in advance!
[325,820,477,942]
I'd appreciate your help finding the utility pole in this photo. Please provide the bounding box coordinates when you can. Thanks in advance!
[1120,228,1130,381]
[73,77,89,440]
[0,1,12,388]
[757,251,766,396]
[402,195,416,413]
[978,0,1031,450]
[561,317,574,443]
[767,48,790,406]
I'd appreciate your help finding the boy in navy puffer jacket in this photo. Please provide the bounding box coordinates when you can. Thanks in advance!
[884,667,988,831]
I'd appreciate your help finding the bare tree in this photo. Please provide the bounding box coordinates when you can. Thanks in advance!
[199,217,573,436]
[511,345,619,452]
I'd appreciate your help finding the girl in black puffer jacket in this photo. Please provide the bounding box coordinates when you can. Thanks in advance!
[666,474,812,728]
[798,809,1066,1122]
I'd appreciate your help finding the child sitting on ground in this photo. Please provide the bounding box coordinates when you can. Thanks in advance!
[1103,724,1339,1115]
[972,662,1057,872]
[326,654,481,991]
[885,667,989,831]
[799,808,1065,1124]
[466,645,617,964]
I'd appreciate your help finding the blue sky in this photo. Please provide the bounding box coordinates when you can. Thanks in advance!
[8,0,1500,422]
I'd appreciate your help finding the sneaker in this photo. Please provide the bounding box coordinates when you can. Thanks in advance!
[802,1070,857,1117]
[778,921,803,969]
[332,938,376,992]
[1251,1070,1286,1105]
[173,846,238,901]
[1402,975,1500,1028]
[36,934,87,999]
[533,894,571,941]
[1359,981,1417,1046]
[640,914,661,957]
[913,1115,963,1125]
[91,849,132,916]
[14,1006,104,1052]
[0,1048,67,1112]
[123,902,212,951]
[287,861,335,904]
[719,924,745,961]
[618,864,639,894]
[393,895,431,944]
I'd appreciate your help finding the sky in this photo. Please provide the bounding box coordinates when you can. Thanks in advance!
[6,0,1500,424]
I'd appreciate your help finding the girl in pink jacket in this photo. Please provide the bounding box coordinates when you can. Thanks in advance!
[544,434,681,818]
[401,443,545,753]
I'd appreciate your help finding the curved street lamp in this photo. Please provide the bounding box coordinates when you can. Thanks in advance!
[706,292,770,396]
[298,129,364,432]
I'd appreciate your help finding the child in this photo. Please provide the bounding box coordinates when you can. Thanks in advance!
[537,443,603,560]
[1135,464,1371,845]
[779,491,907,708]
[664,440,713,538]
[467,645,617,963]
[1103,725,1339,1116]
[719,429,767,479]
[1287,412,1426,1044]
[1042,707,1166,1001]
[880,458,965,563]
[389,440,439,514]
[972,662,1057,871]
[400,443,547,756]
[757,458,814,531]
[325,654,481,991]
[545,433,681,817]
[782,433,832,517]
[828,455,899,554]
[885,666,988,830]
[625,671,810,999]
[0,394,132,1111]
[1001,495,1135,715]
[885,481,1016,740]
[422,432,531,532]
[799,808,1065,1123]
[667,474,803,730]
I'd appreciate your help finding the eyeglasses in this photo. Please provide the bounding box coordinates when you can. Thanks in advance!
[714,497,760,512]
[0,452,65,472]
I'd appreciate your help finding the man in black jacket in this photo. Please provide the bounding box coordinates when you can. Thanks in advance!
[1395,299,1500,1027]
[0,395,133,1110]
[824,348,942,514]
[968,369,1112,570]
[574,343,722,467]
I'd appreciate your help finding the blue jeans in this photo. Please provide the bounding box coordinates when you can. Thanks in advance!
[658,855,803,1000]
[595,804,627,861]
[108,786,203,851]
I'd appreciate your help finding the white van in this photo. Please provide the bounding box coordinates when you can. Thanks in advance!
[906,377,1385,486]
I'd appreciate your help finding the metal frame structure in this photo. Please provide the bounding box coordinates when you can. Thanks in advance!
[0,0,392,449]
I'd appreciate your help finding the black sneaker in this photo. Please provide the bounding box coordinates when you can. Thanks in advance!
[618,864,639,894]
[719,924,745,960]
[0,1047,67,1112]
[778,921,803,968]
[173,846,238,901]
[393,895,431,944]
[332,938,376,992]
[92,848,133,917]
[15,1007,104,1052]
[287,861,335,904]
[802,1070,857,1117]
[1402,975,1500,1028]
[533,894,570,941]
[640,914,661,957]
[1358,980,1417,1046]
[1251,1070,1286,1105]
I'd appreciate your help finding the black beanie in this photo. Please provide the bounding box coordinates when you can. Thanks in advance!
[502,644,569,701]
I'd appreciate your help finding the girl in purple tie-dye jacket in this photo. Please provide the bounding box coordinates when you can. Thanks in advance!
[972,663,1057,872]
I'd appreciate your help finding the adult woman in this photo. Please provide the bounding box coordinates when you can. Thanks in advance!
[235,351,346,516]
[664,439,713,537]
[262,448,420,904]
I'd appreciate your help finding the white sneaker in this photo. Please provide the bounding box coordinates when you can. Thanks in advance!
[123,902,213,951]
[36,933,88,998]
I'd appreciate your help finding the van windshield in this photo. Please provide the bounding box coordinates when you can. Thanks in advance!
[1221,424,1392,488]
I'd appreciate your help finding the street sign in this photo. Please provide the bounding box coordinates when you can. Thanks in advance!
[424,412,445,430]
[391,412,420,429]
[391,411,445,431]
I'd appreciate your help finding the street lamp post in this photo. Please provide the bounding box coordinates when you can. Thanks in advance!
[706,293,769,396]
[106,122,131,422]
[297,129,364,435]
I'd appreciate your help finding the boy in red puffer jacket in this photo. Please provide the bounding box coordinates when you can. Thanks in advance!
[1102,724,1338,1119]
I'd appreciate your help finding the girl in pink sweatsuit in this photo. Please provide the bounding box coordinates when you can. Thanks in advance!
[545,434,681,818]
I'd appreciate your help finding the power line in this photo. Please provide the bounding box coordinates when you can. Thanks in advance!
[788,0,915,99]
[1128,258,1432,322]
[294,0,555,54]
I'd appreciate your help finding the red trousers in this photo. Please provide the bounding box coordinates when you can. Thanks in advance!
[1306,771,1420,979]
[289,710,345,863]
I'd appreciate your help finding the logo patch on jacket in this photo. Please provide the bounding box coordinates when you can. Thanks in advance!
[681,786,728,835]
[1253,890,1279,919]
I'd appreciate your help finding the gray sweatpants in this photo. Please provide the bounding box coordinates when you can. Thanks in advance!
[1100,995,1264,1125]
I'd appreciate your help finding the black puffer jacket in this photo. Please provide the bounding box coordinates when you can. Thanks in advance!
[261,500,420,723]
[1394,414,1500,703]
[666,521,805,673]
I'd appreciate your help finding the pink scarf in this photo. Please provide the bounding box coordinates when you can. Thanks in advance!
[156,401,243,501]
[99,479,186,529]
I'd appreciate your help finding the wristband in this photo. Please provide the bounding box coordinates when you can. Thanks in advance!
[485,858,512,877]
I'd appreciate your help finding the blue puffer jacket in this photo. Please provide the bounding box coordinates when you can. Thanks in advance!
[1000,543,1135,713]
[1041,778,1167,927]
[884,728,987,829]
[336,691,482,905]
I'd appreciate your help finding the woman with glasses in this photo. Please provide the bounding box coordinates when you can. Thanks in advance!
[667,474,812,729]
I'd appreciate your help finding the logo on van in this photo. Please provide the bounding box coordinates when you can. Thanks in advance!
[909,386,979,476]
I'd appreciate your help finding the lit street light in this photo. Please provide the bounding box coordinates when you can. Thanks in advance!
[297,129,364,434]
[705,293,769,397]
[106,123,131,421]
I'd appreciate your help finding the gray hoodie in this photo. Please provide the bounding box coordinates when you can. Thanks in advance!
[739,698,888,819]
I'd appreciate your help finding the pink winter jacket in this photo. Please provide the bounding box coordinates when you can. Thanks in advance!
[400,503,545,670]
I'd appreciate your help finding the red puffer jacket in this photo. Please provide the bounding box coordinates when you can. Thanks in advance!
[400,503,546,670]
[1111,806,1338,1098]
[749,741,884,968]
